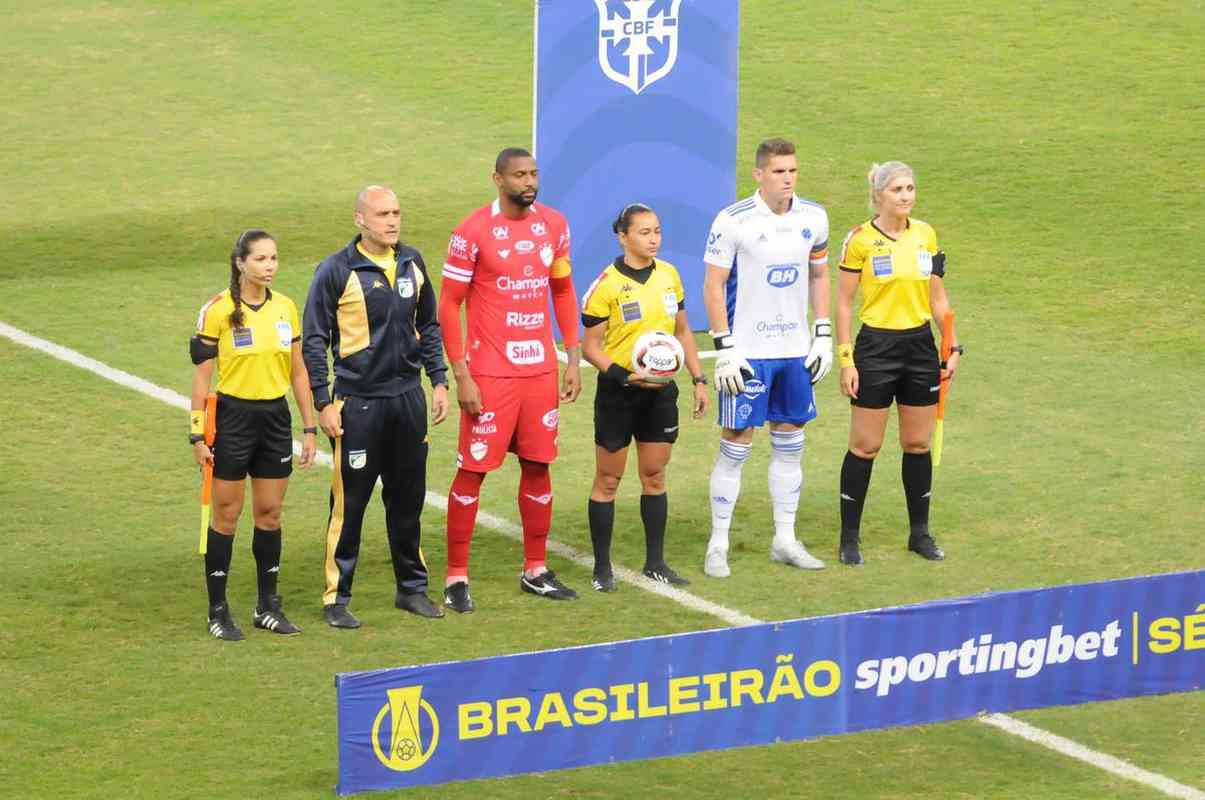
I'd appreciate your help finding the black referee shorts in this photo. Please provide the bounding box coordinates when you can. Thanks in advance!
[594,374,680,453]
[212,393,292,481]
[852,324,941,409]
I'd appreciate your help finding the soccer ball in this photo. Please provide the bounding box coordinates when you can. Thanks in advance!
[631,330,684,383]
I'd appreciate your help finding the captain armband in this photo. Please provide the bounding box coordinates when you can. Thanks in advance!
[837,344,854,368]
[189,335,218,365]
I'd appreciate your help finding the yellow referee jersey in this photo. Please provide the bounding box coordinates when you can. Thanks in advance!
[581,257,685,370]
[839,219,939,330]
[195,289,300,399]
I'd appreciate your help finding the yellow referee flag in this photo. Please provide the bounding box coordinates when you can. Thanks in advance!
[197,393,217,555]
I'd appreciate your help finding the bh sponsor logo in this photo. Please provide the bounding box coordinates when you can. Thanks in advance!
[595,0,682,95]
[530,221,548,236]
[765,263,799,288]
[491,225,509,240]
[507,340,546,365]
[371,686,439,772]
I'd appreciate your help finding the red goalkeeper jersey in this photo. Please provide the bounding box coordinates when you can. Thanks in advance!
[442,199,571,377]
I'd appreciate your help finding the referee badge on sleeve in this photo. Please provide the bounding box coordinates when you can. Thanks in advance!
[916,250,933,277]
[662,291,678,316]
[276,320,292,347]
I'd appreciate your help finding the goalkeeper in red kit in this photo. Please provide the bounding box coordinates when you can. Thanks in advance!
[437,148,583,613]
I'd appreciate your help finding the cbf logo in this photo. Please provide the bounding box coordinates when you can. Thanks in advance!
[595,0,682,95]
[371,686,440,773]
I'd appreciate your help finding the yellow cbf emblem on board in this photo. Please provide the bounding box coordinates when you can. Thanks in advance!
[371,686,440,771]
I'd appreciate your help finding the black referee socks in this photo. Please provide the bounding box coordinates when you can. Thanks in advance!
[252,527,282,603]
[839,451,875,542]
[901,451,933,535]
[204,527,234,608]
[588,499,615,574]
[641,493,668,569]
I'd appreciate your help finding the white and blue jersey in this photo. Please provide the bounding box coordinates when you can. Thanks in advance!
[703,191,829,360]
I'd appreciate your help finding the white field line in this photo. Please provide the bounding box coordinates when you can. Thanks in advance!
[0,321,755,627]
[980,714,1205,799]
[2,318,1198,799]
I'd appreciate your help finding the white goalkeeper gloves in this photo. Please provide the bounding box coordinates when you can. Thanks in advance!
[804,317,833,385]
[711,331,753,395]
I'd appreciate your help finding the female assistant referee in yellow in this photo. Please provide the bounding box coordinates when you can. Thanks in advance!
[189,230,317,641]
[580,204,708,591]
[835,163,962,566]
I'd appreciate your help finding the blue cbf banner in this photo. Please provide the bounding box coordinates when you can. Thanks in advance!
[534,0,740,331]
[334,570,1204,794]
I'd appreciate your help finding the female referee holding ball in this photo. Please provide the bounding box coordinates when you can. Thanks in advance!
[580,204,709,592]
[835,163,962,566]
[189,230,317,640]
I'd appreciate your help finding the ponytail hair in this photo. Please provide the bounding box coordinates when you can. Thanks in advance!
[612,202,655,234]
[866,161,914,213]
[228,228,273,328]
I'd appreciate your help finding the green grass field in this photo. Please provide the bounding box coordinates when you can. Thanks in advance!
[1,1,1202,797]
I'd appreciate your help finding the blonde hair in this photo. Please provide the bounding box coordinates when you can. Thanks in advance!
[867,161,914,213]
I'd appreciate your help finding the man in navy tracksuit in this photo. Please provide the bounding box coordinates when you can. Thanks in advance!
[304,186,449,628]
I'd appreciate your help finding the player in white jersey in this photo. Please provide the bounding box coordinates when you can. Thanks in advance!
[701,138,833,577]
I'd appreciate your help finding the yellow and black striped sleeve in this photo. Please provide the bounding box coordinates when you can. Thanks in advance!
[839,225,868,273]
[190,292,227,364]
[581,268,616,328]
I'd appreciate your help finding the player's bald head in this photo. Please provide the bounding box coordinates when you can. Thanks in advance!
[356,185,396,213]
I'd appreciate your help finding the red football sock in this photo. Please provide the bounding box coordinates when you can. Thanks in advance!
[446,468,485,582]
[518,460,552,573]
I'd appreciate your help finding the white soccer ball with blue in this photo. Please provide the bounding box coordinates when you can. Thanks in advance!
[631,330,684,383]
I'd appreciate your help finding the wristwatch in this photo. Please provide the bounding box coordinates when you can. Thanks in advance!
[949,345,965,355]
[189,433,205,445]
[692,375,709,385]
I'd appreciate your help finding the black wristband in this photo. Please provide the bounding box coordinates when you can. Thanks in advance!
[605,363,631,384]
[692,375,709,385]
[189,433,205,445]
[712,333,734,350]
[303,426,318,435]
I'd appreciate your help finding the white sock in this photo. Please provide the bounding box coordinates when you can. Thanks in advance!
[769,429,805,546]
[708,439,751,551]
